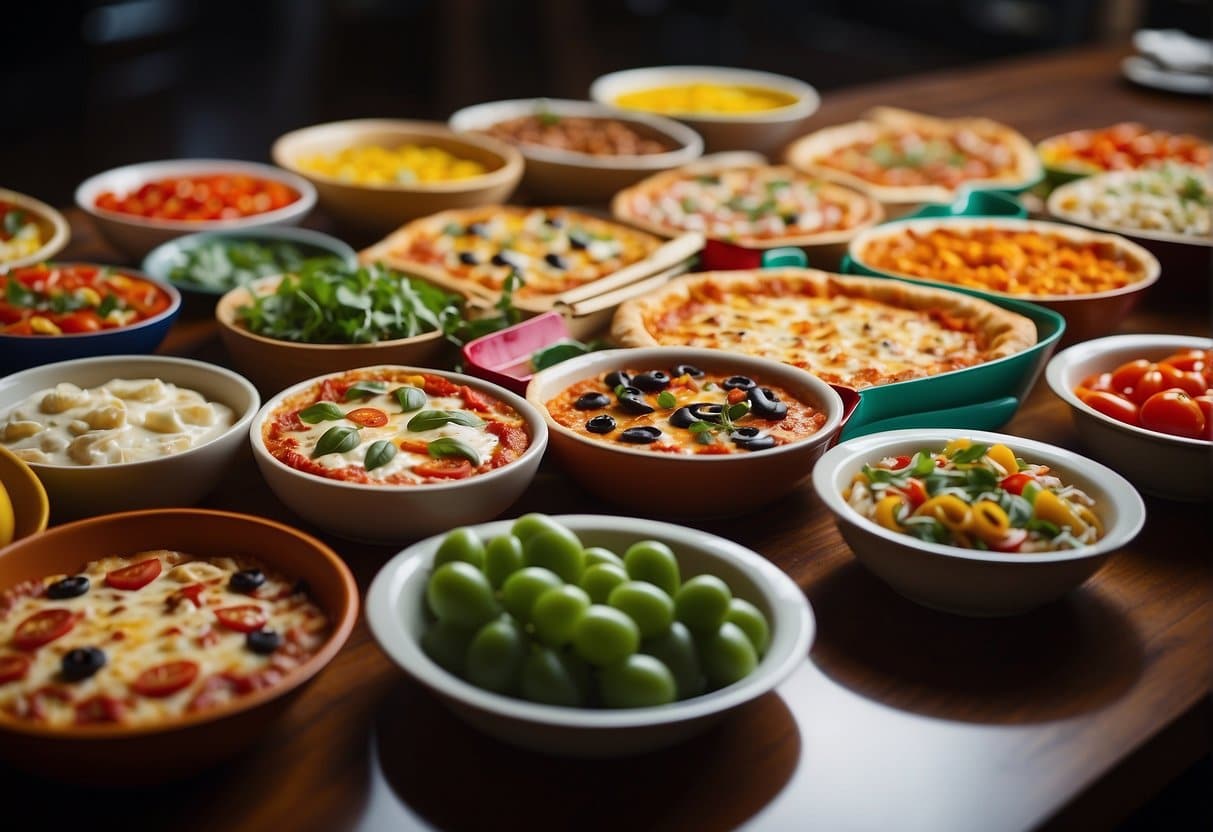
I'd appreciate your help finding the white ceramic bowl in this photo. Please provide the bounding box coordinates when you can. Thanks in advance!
[1046,334,1212,501]
[0,188,70,271]
[526,347,847,517]
[813,429,1146,617]
[366,514,814,757]
[449,98,703,203]
[0,355,260,520]
[589,66,820,155]
[75,159,317,258]
[250,366,548,542]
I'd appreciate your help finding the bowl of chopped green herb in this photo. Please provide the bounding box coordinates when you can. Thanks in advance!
[142,227,357,296]
[215,260,462,393]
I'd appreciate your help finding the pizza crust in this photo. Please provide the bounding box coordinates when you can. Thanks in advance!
[610,164,884,248]
[610,268,1038,386]
[784,107,1043,205]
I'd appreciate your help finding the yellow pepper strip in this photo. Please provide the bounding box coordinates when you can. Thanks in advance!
[874,495,906,531]
[916,494,973,532]
[944,438,972,456]
[1033,490,1087,535]
[29,316,62,335]
[1076,505,1103,538]
[987,444,1018,477]
[77,287,102,307]
[971,500,1011,545]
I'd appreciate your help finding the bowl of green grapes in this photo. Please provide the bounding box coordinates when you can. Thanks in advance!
[366,514,814,757]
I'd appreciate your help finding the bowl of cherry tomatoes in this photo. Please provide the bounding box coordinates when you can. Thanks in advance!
[75,159,317,258]
[1047,333,1211,501]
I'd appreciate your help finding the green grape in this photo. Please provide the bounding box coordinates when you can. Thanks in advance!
[501,567,564,623]
[484,534,525,589]
[432,527,486,570]
[521,646,584,706]
[580,563,628,604]
[426,562,500,629]
[623,540,680,596]
[698,621,758,688]
[524,529,586,584]
[512,513,580,548]
[559,648,593,702]
[608,581,674,639]
[642,621,706,700]
[571,605,639,666]
[599,654,677,708]
[532,584,591,647]
[583,546,624,569]
[465,615,526,693]
[725,597,770,657]
[674,574,732,633]
[420,619,475,676]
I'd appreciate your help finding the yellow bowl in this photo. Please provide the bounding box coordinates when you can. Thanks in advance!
[0,445,50,544]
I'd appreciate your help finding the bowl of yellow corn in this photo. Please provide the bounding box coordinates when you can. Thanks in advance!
[589,66,819,156]
[272,120,523,234]
[0,189,70,272]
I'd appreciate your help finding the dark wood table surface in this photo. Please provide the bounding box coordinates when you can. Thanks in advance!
[6,43,1210,832]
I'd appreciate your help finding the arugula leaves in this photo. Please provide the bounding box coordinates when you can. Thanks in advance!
[170,239,324,291]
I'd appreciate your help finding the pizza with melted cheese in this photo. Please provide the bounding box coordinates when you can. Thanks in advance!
[611,269,1037,389]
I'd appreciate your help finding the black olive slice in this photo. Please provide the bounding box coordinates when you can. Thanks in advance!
[457,251,479,266]
[617,396,655,416]
[670,364,705,378]
[632,371,671,392]
[544,253,568,269]
[748,387,788,420]
[586,414,616,434]
[686,402,725,423]
[230,569,266,594]
[569,230,590,250]
[604,370,632,389]
[247,629,283,655]
[669,407,697,428]
[722,376,757,391]
[544,215,565,229]
[618,426,662,444]
[731,429,776,451]
[491,251,522,268]
[47,575,90,600]
[62,647,106,682]
[574,392,611,411]
[468,222,490,238]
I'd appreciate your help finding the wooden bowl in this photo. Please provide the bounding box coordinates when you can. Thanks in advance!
[215,276,447,395]
[271,119,523,235]
[0,446,49,544]
[0,508,358,783]
[0,188,70,270]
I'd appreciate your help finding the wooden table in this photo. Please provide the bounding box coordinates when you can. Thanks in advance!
[7,43,1210,831]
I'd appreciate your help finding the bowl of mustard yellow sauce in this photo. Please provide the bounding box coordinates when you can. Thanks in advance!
[590,66,819,156]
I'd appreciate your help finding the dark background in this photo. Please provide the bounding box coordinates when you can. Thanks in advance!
[2,0,1208,205]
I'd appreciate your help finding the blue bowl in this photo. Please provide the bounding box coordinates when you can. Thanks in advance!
[0,263,182,374]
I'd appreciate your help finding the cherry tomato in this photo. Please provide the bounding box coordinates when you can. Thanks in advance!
[1140,389,1206,439]
[75,695,125,724]
[56,311,104,334]
[1160,349,1211,374]
[1078,390,1140,426]
[1127,368,1167,405]
[345,407,388,428]
[1194,395,1213,440]
[992,528,1028,552]
[214,605,268,633]
[1078,372,1113,393]
[1158,363,1208,398]
[106,558,162,591]
[412,458,474,480]
[12,609,77,650]
[895,478,928,508]
[878,455,912,470]
[0,654,32,684]
[1110,359,1153,394]
[1000,472,1035,495]
[132,660,200,698]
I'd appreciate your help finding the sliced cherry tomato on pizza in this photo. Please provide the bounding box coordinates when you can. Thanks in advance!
[12,609,77,650]
[132,660,200,698]
[1139,389,1206,439]
[1110,359,1153,394]
[106,558,162,591]
[0,654,32,684]
[75,694,125,724]
[412,458,474,479]
[345,407,388,428]
[999,472,1035,495]
[214,605,268,633]
[992,528,1028,552]
[1079,390,1140,426]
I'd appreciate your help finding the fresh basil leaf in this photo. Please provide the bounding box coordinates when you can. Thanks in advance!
[614,384,627,398]
[950,443,990,464]
[312,425,360,458]
[903,518,948,544]
[688,421,712,434]
[727,402,750,421]
[695,431,715,445]
[442,222,464,236]
[911,451,935,477]
[657,391,676,409]
[344,381,387,401]
[393,386,426,412]
[3,209,26,236]
[427,437,481,466]
[96,293,119,318]
[5,278,36,308]
[965,466,998,490]
[364,439,398,471]
[407,410,484,432]
[299,402,346,423]
[862,465,907,486]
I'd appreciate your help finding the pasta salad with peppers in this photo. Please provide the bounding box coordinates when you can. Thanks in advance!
[844,438,1103,552]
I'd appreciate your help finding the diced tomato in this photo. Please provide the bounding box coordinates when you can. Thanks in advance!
[0,654,31,684]
[214,605,267,633]
[458,386,491,412]
[896,477,928,508]
[12,609,77,650]
[345,407,388,428]
[992,528,1028,552]
[423,376,459,397]
[74,695,125,724]
[412,458,474,479]
[1000,473,1035,495]
[877,455,912,470]
[106,558,162,591]
[726,388,748,404]
[132,661,199,698]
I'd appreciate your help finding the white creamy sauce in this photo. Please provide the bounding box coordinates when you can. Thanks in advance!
[1,379,235,466]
